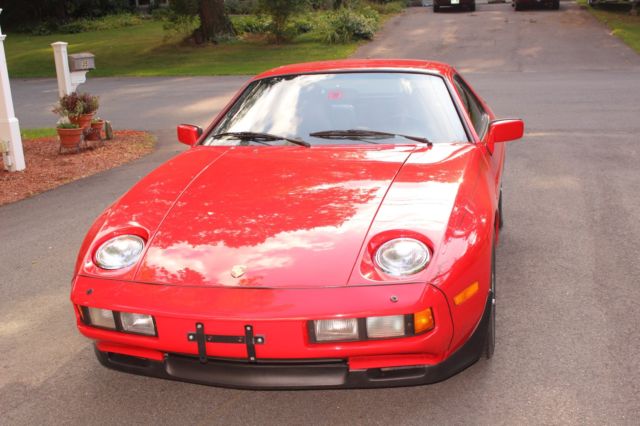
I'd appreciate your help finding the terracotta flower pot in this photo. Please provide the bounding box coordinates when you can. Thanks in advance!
[69,113,94,130]
[86,121,104,141]
[57,127,83,149]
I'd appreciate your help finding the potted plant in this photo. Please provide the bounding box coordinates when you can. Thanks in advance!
[80,92,99,117]
[53,92,99,130]
[86,117,105,141]
[56,117,83,151]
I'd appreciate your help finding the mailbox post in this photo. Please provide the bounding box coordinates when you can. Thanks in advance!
[0,9,26,172]
[51,42,95,97]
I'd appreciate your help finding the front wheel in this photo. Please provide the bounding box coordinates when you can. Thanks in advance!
[552,0,560,9]
[433,4,440,12]
[515,1,523,10]
[469,1,476,11]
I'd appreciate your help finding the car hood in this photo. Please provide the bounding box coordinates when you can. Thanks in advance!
[133,145,415,288]
[83,144,476,288]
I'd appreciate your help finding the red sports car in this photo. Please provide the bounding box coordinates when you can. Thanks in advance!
[71,59,524,389]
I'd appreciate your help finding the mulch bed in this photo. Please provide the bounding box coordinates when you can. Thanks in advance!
[0,130,156,206]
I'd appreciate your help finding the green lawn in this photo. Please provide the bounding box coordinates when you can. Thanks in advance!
[579,1,640,53]
[21,128,57,139]
[4,20,359,78]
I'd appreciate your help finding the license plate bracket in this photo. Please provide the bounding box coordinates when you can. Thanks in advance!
[187,323,265,364]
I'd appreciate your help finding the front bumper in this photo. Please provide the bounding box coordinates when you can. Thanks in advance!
[94,295,490,389]
[72,276,489,388]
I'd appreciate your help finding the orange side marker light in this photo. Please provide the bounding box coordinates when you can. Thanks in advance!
[454,281,480,306]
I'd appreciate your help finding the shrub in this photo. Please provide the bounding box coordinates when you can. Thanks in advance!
[259,0,310,42]
[232,15,271,34]
[289,14,315,34]
[58,13,143,34]
[319,7,379,44]
[162,12,201,40]
[225,0,260,14]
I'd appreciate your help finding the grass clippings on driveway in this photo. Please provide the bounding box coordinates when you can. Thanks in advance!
[0,130,156,206]
[579,2,640,53]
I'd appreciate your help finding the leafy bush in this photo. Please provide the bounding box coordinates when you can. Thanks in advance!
[289,14,315,34]
[162,12,201,40]
[232,15,271,34]
[233,13,314,37]
[226,0,260,14]
[0,0,134,31]
[57,13,143,34]
[259,0,310,42]
[319,7,379,43]
[309,0,334,9]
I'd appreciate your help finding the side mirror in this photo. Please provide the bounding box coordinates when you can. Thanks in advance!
[486,119,524,153]
[489,119,524,143]
[177,124,203,146]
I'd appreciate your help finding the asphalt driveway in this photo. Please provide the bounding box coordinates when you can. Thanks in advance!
[2,2,639,424]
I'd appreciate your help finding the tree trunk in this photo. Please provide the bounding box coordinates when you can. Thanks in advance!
[197,0,235,43]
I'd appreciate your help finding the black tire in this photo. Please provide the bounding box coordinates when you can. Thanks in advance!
[498,188,504,229]
[552,0,560,9]
[433,3,440,12]
[485,243,496,359]
[515,0,523,10]
[469,1,476,11]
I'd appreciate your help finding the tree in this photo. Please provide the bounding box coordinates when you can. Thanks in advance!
[0,0,132,29]
[169,0,234,43]
[195,0,234,43]
[259,0,309,43]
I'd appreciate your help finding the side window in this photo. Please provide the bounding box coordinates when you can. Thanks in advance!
[453,76,489,139]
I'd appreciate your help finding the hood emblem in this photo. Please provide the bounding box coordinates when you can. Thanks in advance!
[230,265,247,278]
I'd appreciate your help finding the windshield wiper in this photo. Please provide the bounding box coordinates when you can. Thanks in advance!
[212,131,311,148]
[310,129,432,146]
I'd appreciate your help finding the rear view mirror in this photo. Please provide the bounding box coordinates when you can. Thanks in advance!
[177,124,203,146]
[488,119,524,144]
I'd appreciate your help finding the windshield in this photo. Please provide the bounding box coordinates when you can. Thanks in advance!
[202,72,468,146]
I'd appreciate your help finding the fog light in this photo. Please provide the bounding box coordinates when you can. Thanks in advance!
[314,318,358,342]
[366,315,405,338]
[120,312,156,336]
[85,307,116,330]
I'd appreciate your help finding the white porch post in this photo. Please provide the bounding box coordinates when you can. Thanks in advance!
[0,10,26,172]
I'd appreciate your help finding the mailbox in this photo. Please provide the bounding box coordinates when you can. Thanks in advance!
[68,53,95,72]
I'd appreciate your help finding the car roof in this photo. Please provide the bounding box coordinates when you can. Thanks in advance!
[253,59,455,80]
